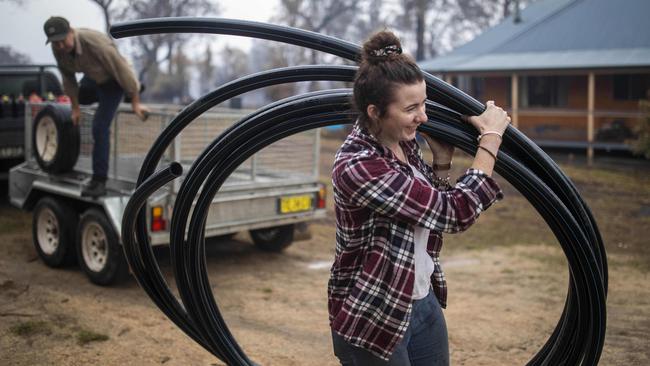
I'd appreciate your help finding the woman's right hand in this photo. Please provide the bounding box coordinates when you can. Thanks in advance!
[465,101,510,135]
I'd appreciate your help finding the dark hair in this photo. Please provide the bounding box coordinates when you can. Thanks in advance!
[353,30,424,132]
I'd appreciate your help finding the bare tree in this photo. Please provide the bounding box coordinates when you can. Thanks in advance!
[0,46,32,65]
[198,44,215,95]
[90,0,219,101]
[274,0,364,93]
[278,0,361,37]
[249,40,298,103]
[394,0,454,60]
[276,0,363,64]
[392,0,534,60]
[352,0,389,43]
[88,0,115,33]
[118,0,218,81]
[147,45,191,103]
[215,46,249,84]
[414,0,430,61]
[502,0,514,18]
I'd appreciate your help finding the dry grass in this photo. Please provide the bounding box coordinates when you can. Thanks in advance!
[1,136,648,365]
[9,320,52,337]
[76,329,109,345]
[0,204,30,234]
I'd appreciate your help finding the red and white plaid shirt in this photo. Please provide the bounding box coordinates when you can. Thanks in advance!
[328,123,503,360]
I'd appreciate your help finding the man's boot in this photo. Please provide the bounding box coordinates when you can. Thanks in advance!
[81,179,106,197]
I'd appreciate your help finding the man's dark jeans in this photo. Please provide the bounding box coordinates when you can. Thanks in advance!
[79,77,123,182]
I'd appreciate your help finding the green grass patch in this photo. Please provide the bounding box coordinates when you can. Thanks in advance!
[76,329,109,345]
[9,320,52,337]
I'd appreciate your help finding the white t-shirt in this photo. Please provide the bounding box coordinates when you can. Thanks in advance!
[409,164,436,300]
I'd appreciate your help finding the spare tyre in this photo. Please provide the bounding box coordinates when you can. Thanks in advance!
[32,104,80,173]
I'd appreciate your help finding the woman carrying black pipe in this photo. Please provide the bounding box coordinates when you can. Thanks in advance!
[328,30,511,365]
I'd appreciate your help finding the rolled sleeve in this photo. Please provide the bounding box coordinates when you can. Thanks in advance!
[334,155,503,233]
[437,168,504,233]
[456,168,503,211]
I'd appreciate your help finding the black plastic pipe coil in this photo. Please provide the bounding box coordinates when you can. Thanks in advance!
[116,18,607,365]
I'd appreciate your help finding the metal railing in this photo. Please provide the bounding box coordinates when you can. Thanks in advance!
[24,102,320,186]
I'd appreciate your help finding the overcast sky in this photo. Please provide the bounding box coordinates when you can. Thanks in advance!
[0,0,279,64]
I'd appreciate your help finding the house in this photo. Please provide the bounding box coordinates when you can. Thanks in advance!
[419,0,650,158]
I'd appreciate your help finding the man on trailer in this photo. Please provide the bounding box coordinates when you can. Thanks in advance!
[43,16,148,197]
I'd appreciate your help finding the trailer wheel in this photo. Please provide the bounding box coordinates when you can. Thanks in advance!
[32,197,78,267]
[77,208,129,286]
[33,105,80,174]
[250,224,294,252]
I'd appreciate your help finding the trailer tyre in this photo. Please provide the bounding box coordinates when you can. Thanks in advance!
[32,197,78,267]
[77,208,129,286]
[250,224,294,252]
[33,105,80,174]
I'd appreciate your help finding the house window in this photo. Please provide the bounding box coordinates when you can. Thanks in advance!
[454,76,484,101]
[520,76,569,107]
[613,74,650,101]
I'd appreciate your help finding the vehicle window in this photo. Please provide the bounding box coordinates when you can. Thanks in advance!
[0,74,38,97]
[0,71,63,99]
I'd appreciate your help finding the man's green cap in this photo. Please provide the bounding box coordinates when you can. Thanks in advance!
[44,16,70,44]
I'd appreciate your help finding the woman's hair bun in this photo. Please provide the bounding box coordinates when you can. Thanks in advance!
[353,29,423,130]
[361,30,403,64]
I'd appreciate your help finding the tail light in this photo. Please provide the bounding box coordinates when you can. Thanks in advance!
[151,205,167,232]
[317,185,326,209]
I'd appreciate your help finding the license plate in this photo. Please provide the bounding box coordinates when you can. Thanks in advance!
[279,195,313,214]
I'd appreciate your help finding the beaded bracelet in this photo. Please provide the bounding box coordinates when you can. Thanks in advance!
[432,174,452,190]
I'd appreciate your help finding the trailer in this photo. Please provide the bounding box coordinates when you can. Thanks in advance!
[9,102,326,285]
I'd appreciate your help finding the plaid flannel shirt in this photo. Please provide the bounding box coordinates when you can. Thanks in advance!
[328,123,503,360]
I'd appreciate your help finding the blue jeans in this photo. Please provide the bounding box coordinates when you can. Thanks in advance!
[79,77,123,181]
[331,290,449,366]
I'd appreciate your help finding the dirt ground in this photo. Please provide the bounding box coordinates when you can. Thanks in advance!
[1,135,649,365]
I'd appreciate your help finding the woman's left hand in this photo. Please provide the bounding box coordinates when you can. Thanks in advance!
[421,133,454,164]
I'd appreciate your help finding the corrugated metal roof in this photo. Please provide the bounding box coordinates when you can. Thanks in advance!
[419,0,650,72]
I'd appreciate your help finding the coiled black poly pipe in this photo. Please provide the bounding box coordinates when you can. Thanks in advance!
[113,16,605,282]
[116,18,607,365]
[113,18,606,291]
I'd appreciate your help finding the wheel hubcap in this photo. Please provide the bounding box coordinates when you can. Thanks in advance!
[35,116,58,163]
[36,207,59,255]
[81,222,108,272]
